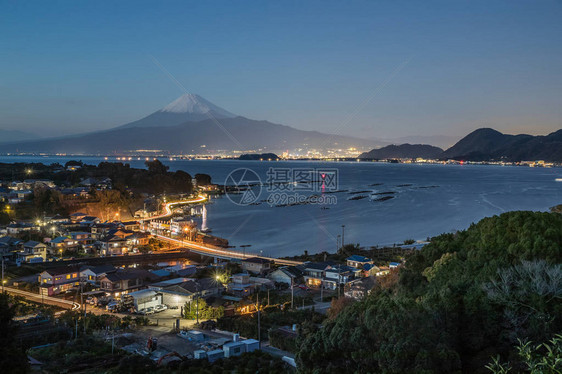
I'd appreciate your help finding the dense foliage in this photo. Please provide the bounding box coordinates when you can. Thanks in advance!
[183,299,225,320]
[0,294,29,373]
[30,336,123,373]
[487,334,562,373]
[297,211,562,373]
[217,308,323,341]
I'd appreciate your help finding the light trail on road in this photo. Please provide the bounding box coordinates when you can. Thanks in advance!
[140,195,208,222]
[4,286,76,309]
[140,194,302,266]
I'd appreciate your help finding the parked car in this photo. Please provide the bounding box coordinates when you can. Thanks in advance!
[145,307,155,315]
[154,304,168,313]
[137,308,147,315]
[106,302,119,312]
[298,284,310,291]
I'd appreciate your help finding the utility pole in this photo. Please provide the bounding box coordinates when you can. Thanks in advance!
[196,296,199,324]
[241,244,251,259]
[1,258,4,293]
[81,282,87,335]
[84,301,87,335]
[337,235,341,252]
[337,265,341,298]
[195,282,201,324]
[256,292,261,349]
[341,225,345,248]
[291,278,294,309]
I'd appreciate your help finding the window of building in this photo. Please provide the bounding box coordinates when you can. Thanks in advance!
[66,274,71,279]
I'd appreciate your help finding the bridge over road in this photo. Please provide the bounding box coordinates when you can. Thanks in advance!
[155,235,303,266]
[140,196,303,266]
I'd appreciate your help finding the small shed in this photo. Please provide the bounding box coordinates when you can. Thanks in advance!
[194,350,207,360]
[223,341,246,358]
[207,349,224,363]
[242,339,260,353]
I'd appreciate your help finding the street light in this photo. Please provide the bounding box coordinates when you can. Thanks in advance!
[1,258,5,293]
[240,244,251,259]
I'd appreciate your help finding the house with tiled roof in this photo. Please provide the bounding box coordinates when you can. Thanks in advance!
[99,269,156,297]
[39,265,81,296]
[49,236,79,252]
[150,278,223,308]
[268,266,304,286]
[80,264,116,284]
[17,241,47,263]
[241,257,271,274]
[346,255,374,269]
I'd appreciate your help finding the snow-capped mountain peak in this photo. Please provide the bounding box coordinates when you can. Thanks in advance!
[116,93,237,129]
[161,93,235,117]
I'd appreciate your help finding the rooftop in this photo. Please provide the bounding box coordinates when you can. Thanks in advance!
[242,257,271,264]
[43,265,82,276]
[347,254,372,263]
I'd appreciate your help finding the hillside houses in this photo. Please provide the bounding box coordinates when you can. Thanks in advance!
[39,265,81,296]
[99,269,158,297]
[18,241,48,263]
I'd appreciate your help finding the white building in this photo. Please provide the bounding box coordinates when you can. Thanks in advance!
[125,289,162,312]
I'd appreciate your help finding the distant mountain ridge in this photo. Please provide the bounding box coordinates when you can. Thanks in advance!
[359,144,443,159]
[3,92,562,161]
[441,128,562,161]
[359,128,562,162]
[0,94,377,154]
[0,116,376,154]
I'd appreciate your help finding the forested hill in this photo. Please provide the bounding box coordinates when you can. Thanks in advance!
[296,211,562,373]
[358,144,443,159]
[441,128,562,162]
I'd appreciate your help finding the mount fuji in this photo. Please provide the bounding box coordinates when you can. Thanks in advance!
[116,93,237,129]
[0,93,378,154]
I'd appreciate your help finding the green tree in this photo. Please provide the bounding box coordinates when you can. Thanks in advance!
[145,159,168,174]
[297,211,562,373]
[486,335,562,374]
[184,299,224,320]
[195,173,212,186]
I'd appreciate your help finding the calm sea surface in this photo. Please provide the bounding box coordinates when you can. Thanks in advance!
[2,155,562,257]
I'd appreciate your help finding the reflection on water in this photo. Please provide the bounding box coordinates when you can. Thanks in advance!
[1,156,561,257]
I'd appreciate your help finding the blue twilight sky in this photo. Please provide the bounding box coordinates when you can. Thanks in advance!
[1,0,561,142]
